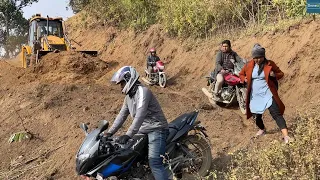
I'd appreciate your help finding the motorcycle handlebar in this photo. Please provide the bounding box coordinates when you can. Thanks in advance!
[100,135,133,146]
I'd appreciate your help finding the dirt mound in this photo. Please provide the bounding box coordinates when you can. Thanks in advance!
[5,53,24,68]
[0,17,320,179]
[0,60,25,88]
[23,51,110,84]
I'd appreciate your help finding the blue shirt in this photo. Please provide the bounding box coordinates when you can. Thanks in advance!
[250,64,273,114]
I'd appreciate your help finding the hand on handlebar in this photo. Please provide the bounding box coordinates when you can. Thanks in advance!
[220,69,226,74]
[148,61,156,66]
[116,135,130,144]
[101,133,113,144]
[221,69,233,75]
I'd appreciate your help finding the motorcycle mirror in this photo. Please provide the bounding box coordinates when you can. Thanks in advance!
[99,120,109,134]
[80,123,89,135]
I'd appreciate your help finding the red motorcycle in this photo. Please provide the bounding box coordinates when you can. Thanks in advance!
[202,61,247,114]
[142,60,167,88]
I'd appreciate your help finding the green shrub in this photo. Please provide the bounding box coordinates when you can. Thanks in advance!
[272,0,307,18]
[69,0,307,37]
[157,0,214,37]
[121,0,158,30]
[85,0,157,30]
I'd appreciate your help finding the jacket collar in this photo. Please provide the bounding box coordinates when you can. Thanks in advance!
[249,58,271,67]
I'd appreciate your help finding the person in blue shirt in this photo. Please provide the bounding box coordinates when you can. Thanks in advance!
[239,44,291,143]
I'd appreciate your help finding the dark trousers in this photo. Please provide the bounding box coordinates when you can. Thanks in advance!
[147,65,153,75]
[253,98,287,130]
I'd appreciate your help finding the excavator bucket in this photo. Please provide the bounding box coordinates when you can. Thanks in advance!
[37,50,98,57]
[38,51,51,56]
[77,50,98,57]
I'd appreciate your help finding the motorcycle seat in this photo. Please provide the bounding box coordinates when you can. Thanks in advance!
[168,112,197,130]
[166,112,198,143]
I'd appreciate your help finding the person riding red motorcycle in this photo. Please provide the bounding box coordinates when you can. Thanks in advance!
[213,40,243,101]
[146,48,160,75]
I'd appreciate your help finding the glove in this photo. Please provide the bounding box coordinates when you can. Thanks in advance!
[104,132,113,138]
[101,133,113,144]
[117,135,130,144]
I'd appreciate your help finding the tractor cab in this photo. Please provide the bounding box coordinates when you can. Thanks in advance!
[28,14,67,52]
[37,19,64,38]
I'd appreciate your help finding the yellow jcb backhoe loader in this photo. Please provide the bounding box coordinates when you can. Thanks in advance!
[21,14,97,68]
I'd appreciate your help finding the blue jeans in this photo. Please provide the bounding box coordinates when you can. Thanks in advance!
[148,129,169,180]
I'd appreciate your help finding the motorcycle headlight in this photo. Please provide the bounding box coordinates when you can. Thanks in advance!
[77,153,90,162]
[76,153,90,174]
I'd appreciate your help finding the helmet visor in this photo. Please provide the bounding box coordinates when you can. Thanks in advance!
[110,66,131,84]
[111,71,121,84]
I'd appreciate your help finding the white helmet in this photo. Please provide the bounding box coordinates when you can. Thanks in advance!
[111,66,140,94]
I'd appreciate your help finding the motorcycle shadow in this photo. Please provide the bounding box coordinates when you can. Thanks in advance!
[203,152,232,180]
[215,101,241,111]
[166,67,190,87]
[166,76,177,86]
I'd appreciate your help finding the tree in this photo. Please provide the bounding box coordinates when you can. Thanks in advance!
[0,0,38,58]
[68,0,89,13]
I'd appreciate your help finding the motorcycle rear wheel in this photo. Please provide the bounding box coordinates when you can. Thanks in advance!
[180,135,212,179]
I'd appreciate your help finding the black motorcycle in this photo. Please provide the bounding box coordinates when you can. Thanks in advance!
[76,111,212,180]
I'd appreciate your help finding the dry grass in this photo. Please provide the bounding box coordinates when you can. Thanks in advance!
[224,109,320,180]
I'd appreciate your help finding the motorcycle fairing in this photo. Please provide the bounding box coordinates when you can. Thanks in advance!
[82,135,148,178]
[76,111,208,179]
[101,163,122,177]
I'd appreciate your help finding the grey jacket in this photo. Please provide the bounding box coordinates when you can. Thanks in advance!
[215,50,242,72]
[108,85,168,137]
[147,55,160,67]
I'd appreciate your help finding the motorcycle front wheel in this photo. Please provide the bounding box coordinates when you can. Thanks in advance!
[236,86,247,115]
[159,73,167,88]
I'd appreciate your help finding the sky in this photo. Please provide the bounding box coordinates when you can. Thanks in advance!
[1,1,75,57]
[22,0,74,20]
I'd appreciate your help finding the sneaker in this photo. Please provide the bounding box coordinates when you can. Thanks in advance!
[283,136,293,144]
[255,129,266,137]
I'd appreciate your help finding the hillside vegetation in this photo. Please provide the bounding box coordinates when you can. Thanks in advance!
[69,0,307,37]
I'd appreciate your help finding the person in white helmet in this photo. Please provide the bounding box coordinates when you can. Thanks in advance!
[103,66,169,180]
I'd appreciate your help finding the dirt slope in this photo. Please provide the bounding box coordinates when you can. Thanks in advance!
[0,15,319,179]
